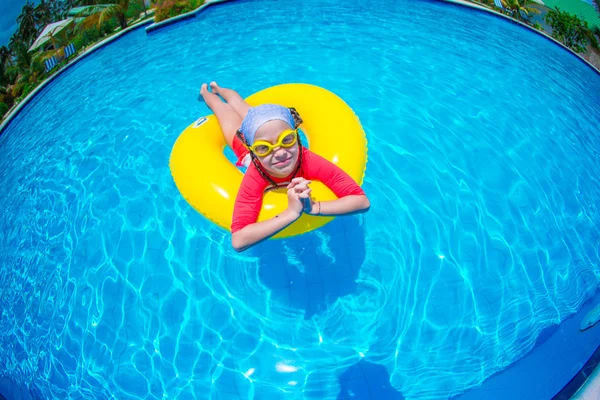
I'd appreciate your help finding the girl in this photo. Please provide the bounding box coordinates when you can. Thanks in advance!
[199,82,370,252]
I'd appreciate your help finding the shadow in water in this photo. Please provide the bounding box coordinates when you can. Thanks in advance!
[255,215,366,319]
[337,360,405,400]
[0,376,41,400]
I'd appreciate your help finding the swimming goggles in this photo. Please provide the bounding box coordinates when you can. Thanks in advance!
[250,129,298,157]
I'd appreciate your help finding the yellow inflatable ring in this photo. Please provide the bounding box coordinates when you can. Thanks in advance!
[169,83,368,238]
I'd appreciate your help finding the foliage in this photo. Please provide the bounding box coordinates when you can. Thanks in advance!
[81,26,102,43]
[545,7,595,53]
[11,41,33,74]
[588,27,600,49]
[75,0,134,30]
[533,22,542,30]
[18,54,46,86]
[45,0,76,20]
[70,34,86,52]
[0,0,145,121]
[125,0,148,19]
[153,0,204,23]
[17,1,39,46]
[0,46,10,87]
[20,83,37,100]
[0,86,15,111]
[503,0,541,23]
[70,20,114,51]
[34,0,54,29]
[0,102,8,118]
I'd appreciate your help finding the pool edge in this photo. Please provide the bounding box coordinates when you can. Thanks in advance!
[0,18,154,136]
[440,0,600,76]
[2,0,598,137]
[452,289,600,400]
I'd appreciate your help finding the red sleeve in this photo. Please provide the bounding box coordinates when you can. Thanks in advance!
[231,166,268,233]
[302,149,365,197]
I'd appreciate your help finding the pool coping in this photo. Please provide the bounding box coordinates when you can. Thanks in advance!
[0,18,154,136]
[440,0,600,75]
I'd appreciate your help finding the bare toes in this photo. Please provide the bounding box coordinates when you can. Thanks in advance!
[200,83,208,95]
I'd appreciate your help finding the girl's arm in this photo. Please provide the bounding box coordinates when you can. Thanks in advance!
[301,149,370,216]
[231,208,300,252]
[308,195,370,216]
[231,180,310,252]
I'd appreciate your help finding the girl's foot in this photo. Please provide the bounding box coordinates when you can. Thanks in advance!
[210,81,220,95]
[200,83,209,98]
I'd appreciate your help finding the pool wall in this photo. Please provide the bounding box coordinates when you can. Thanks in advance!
[454,288,600,399]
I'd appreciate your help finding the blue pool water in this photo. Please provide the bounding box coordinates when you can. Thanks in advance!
[2,0,600,398]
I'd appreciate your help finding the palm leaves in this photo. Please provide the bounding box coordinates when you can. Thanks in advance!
[12,0,69,48]
[75,0,132,31]
[11,42,33,74]
[0,46,11,89]
[16,2,39,45]
[0,46,11,70]
[17,54,45,87]
[503,0,541,23]
[34,1,54,28]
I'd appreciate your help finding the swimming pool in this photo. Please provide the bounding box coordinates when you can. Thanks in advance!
[1,0,600,398]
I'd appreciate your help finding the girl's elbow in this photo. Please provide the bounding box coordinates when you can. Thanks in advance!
[361,195,371,211]
[231,232,246,252]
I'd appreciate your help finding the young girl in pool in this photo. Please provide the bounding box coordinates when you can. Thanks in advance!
[199,82,370,252]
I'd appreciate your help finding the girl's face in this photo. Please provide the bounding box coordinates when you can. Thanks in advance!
[252,120,300,177]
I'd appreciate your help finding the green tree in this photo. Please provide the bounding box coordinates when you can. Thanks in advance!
[0,102,9,118]
[12,42,33,79]
[0,46,10,87]
[8,33,21,54]
[17,1,40,45]
[17,54,45,87]
[504,0,541,23]
[34,0,53,28]
[50,0,76,19]
[545,7,595,53]
[78,0,133,30]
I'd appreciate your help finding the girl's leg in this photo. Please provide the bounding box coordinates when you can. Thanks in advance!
[199,83,241,148]
[210,82,251,120]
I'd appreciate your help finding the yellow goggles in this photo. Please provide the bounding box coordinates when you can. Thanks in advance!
[250,129,298,157]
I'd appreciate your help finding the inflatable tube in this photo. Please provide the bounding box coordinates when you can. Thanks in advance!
[169,83,367,238]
